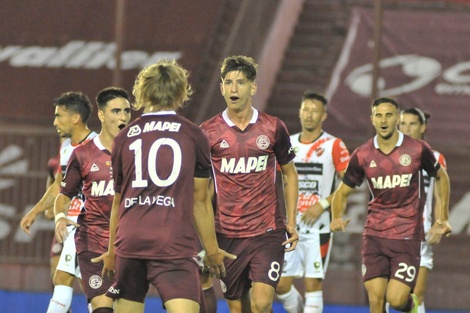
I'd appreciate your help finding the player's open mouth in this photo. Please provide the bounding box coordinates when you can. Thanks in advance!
[118,124,125,130]
[230,96,239,102]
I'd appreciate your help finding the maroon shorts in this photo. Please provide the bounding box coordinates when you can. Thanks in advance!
[362,235,421,289]
[78,251,114,302]
[106,256,201,305]
[217,229,285,300]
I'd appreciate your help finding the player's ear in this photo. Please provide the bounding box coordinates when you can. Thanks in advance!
[98,110,105,123]
[250,82,257,96]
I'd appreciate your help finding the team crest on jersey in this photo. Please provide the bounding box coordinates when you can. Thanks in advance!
[220,139,230,149]
[315,147,325,157]
[256,135,270,150]
[399,154,411,166]
[127,125,141,137]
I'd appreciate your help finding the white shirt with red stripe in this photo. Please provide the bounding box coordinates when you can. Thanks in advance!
[290,131,350,234]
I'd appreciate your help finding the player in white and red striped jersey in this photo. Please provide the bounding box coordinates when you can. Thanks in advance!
[276,92,350,313]
[398,108,448,313]
[54,87,131,313]
[331,98,452,313]
[20,91,96,313]
[200,55,299,313]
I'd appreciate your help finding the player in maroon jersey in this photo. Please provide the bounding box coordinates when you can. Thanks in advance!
[94,60,234,313]
[330,98,451,313]
[200,55,299,313]
[54,87,131,313]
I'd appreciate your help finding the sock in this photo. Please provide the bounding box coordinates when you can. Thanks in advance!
[401,295,414,312]
[418,302,425,313]
[304,291,323,313]
[385,302,390,313]
[276,286,303,313]
[92,308,113,313]
[201,286,217,313]
[88,303,93,313]
[47,285,73,313]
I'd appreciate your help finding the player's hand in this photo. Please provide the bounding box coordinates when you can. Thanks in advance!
[20,209,38,235]
[330,217,351,232]
[91,251,115,280]
[436,219,452,237]
[54,217,80,244]
[205,249,237,279]
[283,224,299,252]
[426,222,443,244]
[300,203,323,227]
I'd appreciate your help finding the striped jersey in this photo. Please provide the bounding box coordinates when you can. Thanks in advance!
[290,131,350,234]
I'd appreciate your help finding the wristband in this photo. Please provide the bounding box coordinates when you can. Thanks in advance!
[319,198,330,210]
[54,212,66,224]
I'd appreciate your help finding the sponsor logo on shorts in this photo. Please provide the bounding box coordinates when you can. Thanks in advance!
[314,262,321,269]
[108,286,120,295]
[65,254,72,262]
[220,280,227,293]
[362,264,367,276]
[89,275,103,289]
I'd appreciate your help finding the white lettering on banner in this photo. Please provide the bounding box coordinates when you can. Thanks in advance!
[124,195,175,208]
[220,155,269,174]
[370,174,412,189]
[346,55,470,97]
[0,41,182,70]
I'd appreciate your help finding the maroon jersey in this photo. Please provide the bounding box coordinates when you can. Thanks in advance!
[60,137,113,254]
[200,109,295,238]
[343,132,440,240]
[112,112,211,260]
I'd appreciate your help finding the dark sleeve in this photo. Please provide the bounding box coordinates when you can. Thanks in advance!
[112,135,124,193]
[421,141,440,177]
[274,118,295,165]
[342,149,364,188]
[194,129,211,178]
[60,150,82,198]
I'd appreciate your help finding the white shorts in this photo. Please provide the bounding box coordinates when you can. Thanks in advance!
[55,225,81,278]
[420,241,433,270]
[281,232,332,279]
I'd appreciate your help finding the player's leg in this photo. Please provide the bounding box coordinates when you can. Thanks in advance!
[250,230,285,313]
[48,228,79,313]
[303,232,333,313]
[364,277,388,313]
[200,271,217,313]
[386,239,421,312]
[415,241,433,313]
[115,299,144,313]
[78,251,114,312]
[276,238,303,313]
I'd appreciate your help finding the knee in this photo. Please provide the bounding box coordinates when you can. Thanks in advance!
[251,297,273,313]
[387,293,409,309]
[275,282,291,295]
[52,270,74,286]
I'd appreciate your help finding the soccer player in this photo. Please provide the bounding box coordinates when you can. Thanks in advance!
[330,97,452,313]
[200,55,299,313]
[54,87,132,313]
[276,91,350,313]
[20,92,97,313]
[397,108,447,313]
[95,60,234,313]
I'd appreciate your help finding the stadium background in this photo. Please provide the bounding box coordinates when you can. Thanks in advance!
[1,0,469,311]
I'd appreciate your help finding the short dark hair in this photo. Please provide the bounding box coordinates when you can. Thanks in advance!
[401,107,430,125]
[96,87,130,111]
[53,91,92,123]
[220,55,257,81]
[372,97,399,110]
[302,91,327,107]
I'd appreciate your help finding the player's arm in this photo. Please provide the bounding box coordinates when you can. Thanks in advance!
[280,162,299,251]
[193,177,236,278]
[330,181,353,232]
[20,170,62,234]
[92,191,121,278]
[433,166,452,237]
[53,193,79,244]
